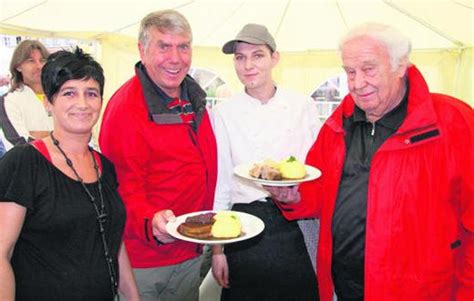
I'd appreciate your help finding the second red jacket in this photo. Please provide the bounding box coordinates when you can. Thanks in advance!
[281,65,474,301]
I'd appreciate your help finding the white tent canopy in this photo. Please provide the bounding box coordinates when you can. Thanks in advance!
[1,0,472,51]
[1,0,473,105]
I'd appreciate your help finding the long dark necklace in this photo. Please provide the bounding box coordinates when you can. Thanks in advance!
[50,131,118,299]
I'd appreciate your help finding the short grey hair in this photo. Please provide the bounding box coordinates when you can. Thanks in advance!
[339,23,412,71]
[139,9,192,50]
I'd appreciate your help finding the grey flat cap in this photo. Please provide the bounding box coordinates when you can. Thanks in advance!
[222,23,276,54]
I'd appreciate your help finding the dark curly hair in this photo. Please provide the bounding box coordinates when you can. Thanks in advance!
[41,47,104,102]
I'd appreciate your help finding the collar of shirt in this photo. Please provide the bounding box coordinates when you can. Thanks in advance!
[242,87,289,110]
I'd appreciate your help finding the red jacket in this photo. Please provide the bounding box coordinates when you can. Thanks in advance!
[99,72,217,268]
[281,65,474,301]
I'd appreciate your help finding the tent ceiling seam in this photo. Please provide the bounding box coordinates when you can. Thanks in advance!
[0,24,55,37]
[382,0,464,48]
[275,0,291,38]
[452,0,473,10]
[335,0,349,31]
[1,0,48,23]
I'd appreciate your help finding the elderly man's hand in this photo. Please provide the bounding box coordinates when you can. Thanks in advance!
[151,209,176,244]
[263,185,301,204]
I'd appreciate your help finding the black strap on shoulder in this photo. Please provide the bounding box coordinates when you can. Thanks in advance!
[0,93,27,146]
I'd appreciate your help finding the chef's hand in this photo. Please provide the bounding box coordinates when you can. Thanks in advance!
[263,185,301,204]
[151,209,176,244]
[212,245,229,288]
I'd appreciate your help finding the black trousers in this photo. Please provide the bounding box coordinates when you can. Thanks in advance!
[221,201,319,301]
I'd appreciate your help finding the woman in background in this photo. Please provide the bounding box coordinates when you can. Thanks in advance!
[0,47,139,301]
[0,40,52,148]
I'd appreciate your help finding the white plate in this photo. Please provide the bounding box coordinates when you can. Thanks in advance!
[233,163,321,187]
[166,211,265,245]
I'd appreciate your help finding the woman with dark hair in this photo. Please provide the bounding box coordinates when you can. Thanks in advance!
[0,40,52,148]
[0,47,139,301]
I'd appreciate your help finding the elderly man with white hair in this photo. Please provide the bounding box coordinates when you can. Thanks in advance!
[266,23,474,301]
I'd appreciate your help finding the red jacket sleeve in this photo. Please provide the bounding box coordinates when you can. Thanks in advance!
[456,105,474,300]
[99,100,157,246]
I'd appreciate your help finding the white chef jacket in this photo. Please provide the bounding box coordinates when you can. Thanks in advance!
[211,87,322,211]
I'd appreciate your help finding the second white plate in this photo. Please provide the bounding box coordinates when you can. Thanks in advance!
[233,163,321,187]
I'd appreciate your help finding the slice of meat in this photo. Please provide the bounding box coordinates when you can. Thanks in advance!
[249,164,263,178]
[177,212,216,239]
[260,165,282,180]
[185,212,216,224]
[178,223,213,239]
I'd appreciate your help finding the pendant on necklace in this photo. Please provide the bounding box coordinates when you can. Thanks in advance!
[98,213,108,223]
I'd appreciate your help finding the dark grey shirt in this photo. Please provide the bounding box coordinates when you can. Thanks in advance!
[331,90,408,301]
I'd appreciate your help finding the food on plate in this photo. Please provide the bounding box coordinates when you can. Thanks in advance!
[177,211,242,239]
[177,212,215,239]
[249,160,282,180]
[211,211,242,238]
[249,156,306,180]
[279,156,306,179]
